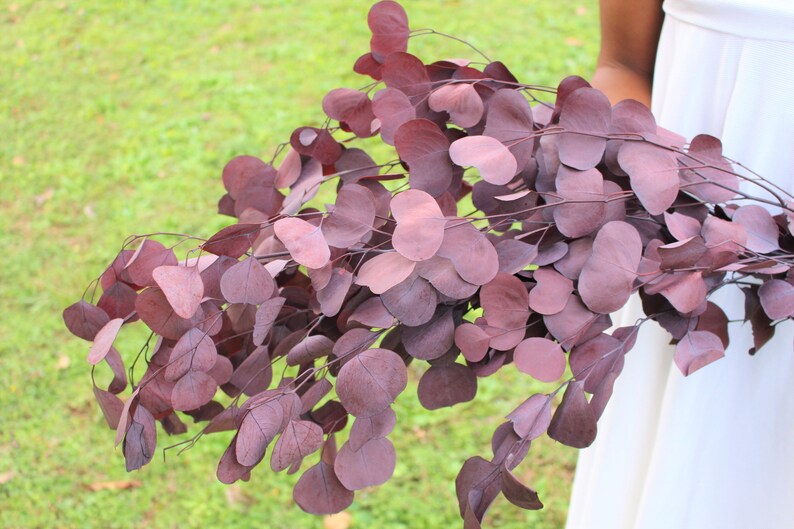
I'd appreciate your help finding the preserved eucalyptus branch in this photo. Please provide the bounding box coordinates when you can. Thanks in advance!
[63,2,794,527]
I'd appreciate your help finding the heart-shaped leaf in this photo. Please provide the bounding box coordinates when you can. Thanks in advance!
[449,135,518,185]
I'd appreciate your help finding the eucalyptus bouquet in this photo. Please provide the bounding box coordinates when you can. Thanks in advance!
[64,2,794,527]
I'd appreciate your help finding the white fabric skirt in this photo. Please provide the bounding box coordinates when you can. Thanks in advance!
[566,6,794,529]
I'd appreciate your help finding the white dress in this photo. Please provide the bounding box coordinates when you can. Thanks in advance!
[566,2,794,528]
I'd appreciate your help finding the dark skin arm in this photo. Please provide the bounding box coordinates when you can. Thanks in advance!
[592,0,665,107]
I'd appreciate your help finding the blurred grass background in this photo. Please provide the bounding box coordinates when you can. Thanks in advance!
[0,1,599,528]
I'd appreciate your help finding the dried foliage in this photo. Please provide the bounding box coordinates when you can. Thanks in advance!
[64,1,794,526]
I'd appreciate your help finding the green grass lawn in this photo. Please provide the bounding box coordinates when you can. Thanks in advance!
[0,1,598,527]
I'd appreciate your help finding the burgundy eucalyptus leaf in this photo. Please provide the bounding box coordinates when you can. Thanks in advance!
[222,155,276,198]
[348,407,397,451]
[557,87,611,170]
[732,205,780,253]
[135,287,205,340]
[271,420,324,473]
[87,317,125,366]
[293,461,354,515]
[322,88,376,138]
[322,184,376,247]
[449,135,519,185]
[289,127,342,166]
[97,281,138,321]
[236,400,284,466]
[334,437,396,490]
[93,385,125,429]
[390,189,447,261]
[63,300,110,341]
[679,134,738,203]
[664,211,702,241]
[568,333,625,393]
[381,272,438,326]
[394,119,453,196]
[507,393,552,440]
[229,346,273,396]
[381,52,432,105]
[618,141,679,215]
[123,406,157,472]
[548,381,597,448]
[367,0,409,62]
[552,166,606,238]
[217,435,253,484]
[528,268,573,315]
[402,308,455,360]
[578,221,642,314]
[171,371,217,412]
[317,267,354,318]
[164,327,217,382]
[483,89,535,172]
[202,223,262,258]
[455,323,491,363]
[674,330,725,376]
[299,378,333,414]
[274,217,331,269]
[355,252,416,294]
[125,239,178,288]
[372,88,416,145]
[501,465,543,510]
[347,296,395,328]
[276,148,302,188]
[513,337,566,382]
[336,348,407,417]
[220,257,275,306]
[417,363,477,410]
[437,220,499,285]
[429,83,484,128]
[495,239,538,275]
[286,335,335,366]
[253,297,286,345]
[415,256,479,299]
[480,273,530,350]
[758,279,794,320]
[152,265,204,319]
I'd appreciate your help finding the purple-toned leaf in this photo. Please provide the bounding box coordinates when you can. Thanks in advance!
[403,308,454,360]
[354,52,383,80]
[455,323,491,363]
[93,385,125,429]
[553,166,606,238]
[429,83,484,128]
[507,394,552,440]
[394,119,453,196]
[222,155,276,198]
[289,127,342,166]
[171,371,217,412]
[553,238,592,280]
[202,223,261,259]
[335,437,396,490]
[332,328,380,362]
[87,318,124,365]
[356,252,416,294]
[568,333,624,393]
[336,348,407,417]
[415,256,479,299]
[236,400,284,466]
[229,346,273,396]
[372,88,416,145]
[455,457,500,519]
[449,136,518,185]
[578,221,642,314]
[664,211,702,241]
[548,380,597,448]
[657,236,707,270]
[152,265,204,319]
[271,420,324,472]
[514,337,566,382]
[165,327,217,382]
[220,257,275,305]
[123,406,156,471]
[674,330,725,376]
[381,52,431,104]
[125,239,178,288]
[618,141,679,215]
[732,205,780,253]
[97,282,138,321]
[104,347,127,394]
[480,273,530,350]
[679,134,738,203]
[348,407,397,451]
[495,239,538,275]
[702,215,747,252]
[417,363,477,410]
[63,300,111,341]
[276,147,302,188]
[293,461,354,515]
[381,272,438,326]
[655,271,708,314]
[287,335,335,366]
[217,435,253,484]
[484,89,535,172]
[437,220,499,285]
[322,184,376,248]
[253,297,286,345]
[367,0,409,62]
[322,88,376,138]
[501,465,543,510]
[348,296,394,328]
[528,268,573,315]
[135,288,204,341]
[557,88,611,170]
[759,279,794,320]
[544,295,605,351]
[299,378,333,414]
[274,217,331,269]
